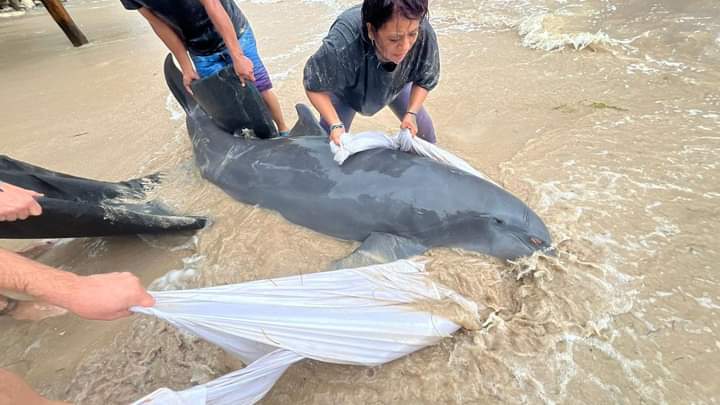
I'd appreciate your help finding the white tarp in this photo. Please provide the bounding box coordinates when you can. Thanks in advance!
[130,260,476,405]
[329,129,498,185]
[132,350,303,405]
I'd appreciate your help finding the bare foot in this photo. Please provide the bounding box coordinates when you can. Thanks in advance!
[17,240,58,260]
[6,300,67,321]
[0,296,11,313]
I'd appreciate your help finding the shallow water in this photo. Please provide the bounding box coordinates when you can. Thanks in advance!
[0,0,718,403]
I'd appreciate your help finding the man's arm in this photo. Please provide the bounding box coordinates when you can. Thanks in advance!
[0,248,154,320]
[198,0,255,85]
[0,249,154,404]
[137,7,199,94]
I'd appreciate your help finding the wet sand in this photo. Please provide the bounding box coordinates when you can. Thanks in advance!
[1,0,719,403]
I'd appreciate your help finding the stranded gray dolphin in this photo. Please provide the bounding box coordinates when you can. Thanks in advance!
[0,156,207,238]
[165,55,551,264]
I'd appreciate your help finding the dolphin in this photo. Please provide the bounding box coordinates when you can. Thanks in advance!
[0,155,207,238]
[165,55,551,265]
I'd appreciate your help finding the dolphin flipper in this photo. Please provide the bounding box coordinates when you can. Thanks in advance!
[190,63,278,139]
[330,232,428,269]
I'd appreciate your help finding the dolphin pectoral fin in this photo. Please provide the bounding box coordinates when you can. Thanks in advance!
[190,65,278,139]
[329,232,427,269]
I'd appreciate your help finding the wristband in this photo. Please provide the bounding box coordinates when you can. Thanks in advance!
[329,123,345,132]
[406,111,417,116]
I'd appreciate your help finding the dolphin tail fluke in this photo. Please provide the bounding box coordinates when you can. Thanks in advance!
[288,104,327,138]
[0,197,207,239]
[0,155,208,238]
[164,54,197,113]
[0,155,162,202]
[329,232,428,270]
[119,172,163,196]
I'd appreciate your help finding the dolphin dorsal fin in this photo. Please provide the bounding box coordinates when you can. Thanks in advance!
[288,104,327,138]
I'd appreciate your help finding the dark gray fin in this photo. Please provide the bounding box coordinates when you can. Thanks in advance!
[0,155,159,188]
[329,232,428,270]
[122,173,163,194]
[0,155,207,239]
[190,64,278,139]
[0,155,162,203]
[288,104,327,138]
[164,54,197,113]
[0,197,207,239]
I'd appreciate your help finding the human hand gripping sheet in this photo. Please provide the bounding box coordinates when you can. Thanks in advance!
[329,129,498,186]
[130,260,478,405]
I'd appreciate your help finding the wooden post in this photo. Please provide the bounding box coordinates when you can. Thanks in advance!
[39,0,89,47]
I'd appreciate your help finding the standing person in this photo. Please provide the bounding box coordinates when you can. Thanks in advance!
[304,0,439,146]
[122,0,290,136]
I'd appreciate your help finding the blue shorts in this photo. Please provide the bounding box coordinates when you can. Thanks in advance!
[191,25,273,92]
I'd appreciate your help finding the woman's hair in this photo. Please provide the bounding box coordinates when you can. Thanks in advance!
[361,0,429,31]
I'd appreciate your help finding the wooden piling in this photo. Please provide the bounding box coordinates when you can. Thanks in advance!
[39,0,89,47]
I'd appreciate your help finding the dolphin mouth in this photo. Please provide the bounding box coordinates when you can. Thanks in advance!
[504,228,553,259]
[522,233,555,256]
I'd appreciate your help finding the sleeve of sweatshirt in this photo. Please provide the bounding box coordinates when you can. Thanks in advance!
[303,20,360,93]
[412,22,440,91]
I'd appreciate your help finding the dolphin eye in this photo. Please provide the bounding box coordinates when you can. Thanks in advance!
[493,218,504,225]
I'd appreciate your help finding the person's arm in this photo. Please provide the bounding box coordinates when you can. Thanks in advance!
[0,250,154,404]
[402,22,439,136]
[137,7,199,94]
[0,249,154,320]
[198,0,255,85]
[0,182,43,222]
[303,30,357,146]
[305,90,345,145]
[400,84,429,136]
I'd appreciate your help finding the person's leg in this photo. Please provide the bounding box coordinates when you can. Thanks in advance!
[0,295,66,321]
[238,26,289,134]
[0,368,68,405]
[388,83,437,143]
[319,94,357,134]
[0,296,16,316]
[259,91,288,134]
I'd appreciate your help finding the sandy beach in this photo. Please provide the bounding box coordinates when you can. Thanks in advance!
[1,0,719,403]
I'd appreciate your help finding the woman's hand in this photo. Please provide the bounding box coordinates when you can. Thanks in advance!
[329,126,345,146]
[400,112,418,137]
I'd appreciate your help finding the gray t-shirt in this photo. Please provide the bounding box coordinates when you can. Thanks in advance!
[303,5,440,116]
[120,0,247,56]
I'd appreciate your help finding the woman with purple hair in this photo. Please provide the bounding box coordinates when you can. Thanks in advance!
[304,0,440,145]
